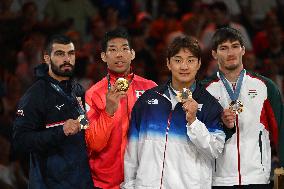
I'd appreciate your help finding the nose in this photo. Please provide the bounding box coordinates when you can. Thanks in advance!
[180,61,189,69]
[227,47,236,55]
[116,50,123,57]
[63,54,72,62]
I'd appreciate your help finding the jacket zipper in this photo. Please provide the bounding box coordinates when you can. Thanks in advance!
[160,111,173,189]
[236,114,242,185]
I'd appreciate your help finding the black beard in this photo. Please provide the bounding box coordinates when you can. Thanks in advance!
[50,61,74,77]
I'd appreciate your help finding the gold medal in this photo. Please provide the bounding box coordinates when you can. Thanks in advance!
[229,100,243,114]
[115,78,129,92]
[78,114,89,129]
[176,88,192,102]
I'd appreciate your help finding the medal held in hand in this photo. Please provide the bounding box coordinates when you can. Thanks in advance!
[229,100,243,114]
[78,114,89,129]
[115,78,129,92]
[176,88,192,102]
[219,70,245,114]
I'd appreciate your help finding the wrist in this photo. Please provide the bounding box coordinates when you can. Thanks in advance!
[105,108,115,117]
[187,117,197,126]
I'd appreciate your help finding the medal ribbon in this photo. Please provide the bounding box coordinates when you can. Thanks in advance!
[50,83,85,115]
[168,81,196,97]
[219,69,245,102]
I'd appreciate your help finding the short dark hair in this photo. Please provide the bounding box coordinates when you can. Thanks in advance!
[211,27,244,51]
[167,36,201,61]
[210,1,228,14]
[102,27,131,52]
[44,34,73,55]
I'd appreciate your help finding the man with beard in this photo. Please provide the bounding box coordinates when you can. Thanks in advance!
[203,27,283,188]
[13,34,94,189]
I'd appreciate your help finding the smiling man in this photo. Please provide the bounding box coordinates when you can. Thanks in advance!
[13,34,94,189]
[203,27,283,188]
[122,36,225,189]
[85,28,156,189]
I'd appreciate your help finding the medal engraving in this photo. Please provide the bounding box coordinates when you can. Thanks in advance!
[115,78,129,92]
[229,100,243,114]
[78,114,89,129]
[176,88,192,102]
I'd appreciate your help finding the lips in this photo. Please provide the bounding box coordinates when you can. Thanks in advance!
[227,57,237,61]
[115,61,125,67]
[60,64,73,70]
[179,73,189,76]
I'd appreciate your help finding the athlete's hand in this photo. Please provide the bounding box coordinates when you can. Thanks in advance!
[182,98,198,125]
[105,83,127,116]
[221,109,236,129]
[63,119,81,136]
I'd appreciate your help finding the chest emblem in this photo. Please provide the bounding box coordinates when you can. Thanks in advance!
[55,104,64,110]
[248,89,257,99]
[135,90,145,98]
[147,99,158,105]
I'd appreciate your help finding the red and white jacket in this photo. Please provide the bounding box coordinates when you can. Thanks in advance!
[85,71,156,189]
[204,70,282,186]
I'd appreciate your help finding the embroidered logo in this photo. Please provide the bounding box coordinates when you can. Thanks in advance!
[147,99,158,105]
[16,109,24,116]
[135,90,145,98]
[198,104,203,111]
[55,104,64,110]
[248,89,257,99]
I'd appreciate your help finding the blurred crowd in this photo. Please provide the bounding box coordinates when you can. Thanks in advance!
[1,0,284,188]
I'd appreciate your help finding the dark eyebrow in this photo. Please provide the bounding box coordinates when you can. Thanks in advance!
[187,55,196,59]
[173,55,196,58]
[54,50,75,54]
[54,50,65,53]
[68,50,75,53]
[173,55,182,58]
[232,42,241,46]
[107,44,117,48]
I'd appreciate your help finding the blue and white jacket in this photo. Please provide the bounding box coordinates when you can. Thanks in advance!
[122,81,226,189]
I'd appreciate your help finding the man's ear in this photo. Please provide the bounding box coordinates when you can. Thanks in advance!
[242,46,245,56]
[131,49,135,60]
[197,59,201,70]
[101,52,106,62]
[166,58,171,71]
[44,54,51,64]
[212,50,217,60]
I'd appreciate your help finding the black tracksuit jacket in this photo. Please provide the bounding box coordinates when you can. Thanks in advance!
[13,64,94,189]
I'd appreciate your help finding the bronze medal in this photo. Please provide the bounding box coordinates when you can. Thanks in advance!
[176,88,192,102]
[229,100,243,114]
[78,114,89,129]
[115,78,129,92]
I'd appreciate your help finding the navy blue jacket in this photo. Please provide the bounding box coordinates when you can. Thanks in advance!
[13,64,94,189]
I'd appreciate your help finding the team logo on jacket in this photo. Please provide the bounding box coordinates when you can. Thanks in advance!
[248,89,257,99]
[55,104,64,110]
[147,99,158,104]
[16,109,24,116]
[198,104,203,111]
[135,90,145,98]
